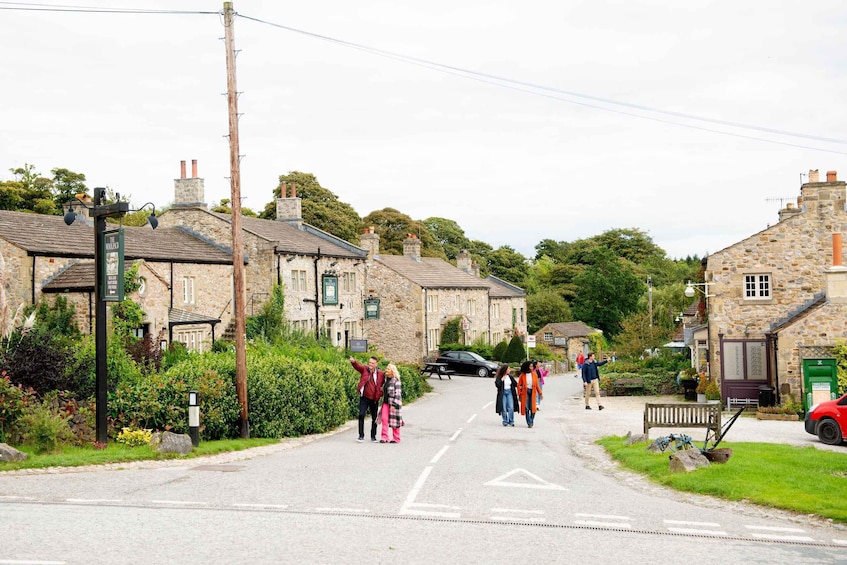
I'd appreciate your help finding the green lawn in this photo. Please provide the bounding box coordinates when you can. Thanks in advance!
[0,437,280,472]
[598,436,847,524]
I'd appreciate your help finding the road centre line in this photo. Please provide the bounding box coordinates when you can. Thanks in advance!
[0,560,66,565]
[833,539,847,546]
[151,500,207,506]
[65,498,122,504]
[0,495,34,501]
[664,519,721,527]
[232,503,288,509]
[574,520,633,529]
[744,525,807,533]
[466,414,477,423]
[491,515,546,522]
[402,465,433,510]
[430,445,450,464]
[315,507,369,513]
[749,534,815,542]
[574,512,631,521]
[449,428,462,442]
[667,527,728,536]
[491,508,543,514]
[481,401,493,410]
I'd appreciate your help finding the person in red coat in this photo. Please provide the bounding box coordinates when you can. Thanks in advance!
[517,360,543,428]
[350,356,385,442]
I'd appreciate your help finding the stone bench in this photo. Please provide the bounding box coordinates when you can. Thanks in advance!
[643,402,722,440]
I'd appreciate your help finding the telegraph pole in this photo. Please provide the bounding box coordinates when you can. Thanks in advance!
[224,1,249,438]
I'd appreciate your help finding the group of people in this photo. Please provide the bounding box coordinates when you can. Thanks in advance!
[349,356,403,443]
[494,360,547,428]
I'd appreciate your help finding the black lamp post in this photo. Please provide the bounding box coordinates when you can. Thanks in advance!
[64,188,157,444]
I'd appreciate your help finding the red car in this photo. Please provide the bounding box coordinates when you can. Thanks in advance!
[804,393,847,445]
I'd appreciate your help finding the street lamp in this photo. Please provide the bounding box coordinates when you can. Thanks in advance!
[684,280,713,299]
[683,280,713,382]
[64,188,157,444]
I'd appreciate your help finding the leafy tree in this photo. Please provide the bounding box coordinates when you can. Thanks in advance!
[0,181,24,210]
[211,198,257,217]
[486,246,529,287]
[571,247,642,337]
[51,167,88,211]
[592,228,666,264]
[259,172,361,244]
[361,208,444,258]
[526,290,571,333]
[503,335,526,363]
[246,285,286,342]
[534,239,569,263]
[423,217,470,261]
[612,310,667,359]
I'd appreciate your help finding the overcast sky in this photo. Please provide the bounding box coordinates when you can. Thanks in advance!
[3,1,846,260]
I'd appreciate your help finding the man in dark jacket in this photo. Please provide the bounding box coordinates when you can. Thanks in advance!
[350,356,385,442]
[581,352,609,410]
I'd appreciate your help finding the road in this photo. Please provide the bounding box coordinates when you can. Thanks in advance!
[1,373,845,564]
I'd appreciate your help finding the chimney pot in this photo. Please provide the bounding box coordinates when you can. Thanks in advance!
[191,159,198,178]
[827,170,837,182]
[809,169,819,183]
[834,233,843,267]
[180,160,186,179]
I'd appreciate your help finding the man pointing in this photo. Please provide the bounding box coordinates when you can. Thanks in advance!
[350,356,385,443]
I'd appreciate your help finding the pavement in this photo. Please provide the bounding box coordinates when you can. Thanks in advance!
[553,371,845,454]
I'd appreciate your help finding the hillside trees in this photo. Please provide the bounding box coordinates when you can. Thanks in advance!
[570,247,642,337]
[361,208,444,258]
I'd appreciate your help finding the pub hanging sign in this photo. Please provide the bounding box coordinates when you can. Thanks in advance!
[322,274,338,305]
[364,298,380,320]
[102,228,125,302]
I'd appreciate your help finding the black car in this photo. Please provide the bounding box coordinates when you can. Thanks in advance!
[436,351,499,377]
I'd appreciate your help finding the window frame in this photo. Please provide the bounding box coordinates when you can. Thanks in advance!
[743,273,772,300]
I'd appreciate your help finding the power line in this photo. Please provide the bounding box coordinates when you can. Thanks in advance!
[236,12,847,154]
[0,1,217,14]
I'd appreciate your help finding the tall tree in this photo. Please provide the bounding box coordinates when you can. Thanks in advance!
[259,171,361,244]
[526,289,571,333]
[486,245,529,287]
[361,208,444,257]
[570,247,642,337]
[51,167,88,211]
[423,217,470,261]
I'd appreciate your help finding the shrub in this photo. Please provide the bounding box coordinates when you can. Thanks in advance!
[503,336,526,363]
[20,400,73,453]
[246,284,286,342]
[0,371,36,443]
[440,318,461,345]
[492,340,508,362]
[1,331,74,396]
[116,427,153,447]
[438,342,493,359]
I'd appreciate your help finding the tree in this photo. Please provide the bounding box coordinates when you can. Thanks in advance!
[259,172,361,244]
[440,317,461,345]
[51,167,88,211]
[486,246,529,287]
[571,247,642,337]
[361,208,444,258]
[423,217,470,261]
[503,336,526,363]
[612,310,667,359]
[592,228,666,264]
[526,290,571,333]
[211,198,257,217]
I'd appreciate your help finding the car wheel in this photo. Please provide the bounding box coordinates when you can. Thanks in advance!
[817,419,843,445]
[477,367,488,378]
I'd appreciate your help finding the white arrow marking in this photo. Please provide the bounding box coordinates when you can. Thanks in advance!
[484,468,566,490]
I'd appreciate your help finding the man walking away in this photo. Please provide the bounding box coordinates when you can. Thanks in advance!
[350,356,385,442]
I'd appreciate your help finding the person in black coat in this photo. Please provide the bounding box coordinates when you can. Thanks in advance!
[495,364,518,426]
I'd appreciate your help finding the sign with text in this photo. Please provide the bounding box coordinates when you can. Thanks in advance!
[101,228,124,302]
[527,335,536,349]
[350,339,368,353]
[364,298,380,320]
[322,274,338,305]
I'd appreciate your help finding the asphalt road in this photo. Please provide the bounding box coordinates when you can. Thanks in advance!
[1,373,845,564]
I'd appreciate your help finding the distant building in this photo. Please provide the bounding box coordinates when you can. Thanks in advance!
[534,322,602,370]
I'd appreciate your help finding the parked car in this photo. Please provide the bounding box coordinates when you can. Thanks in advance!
[804,393,847,445]
[436,351,499,377]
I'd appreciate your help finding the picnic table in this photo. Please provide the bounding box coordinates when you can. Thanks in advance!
[420,362,454,380]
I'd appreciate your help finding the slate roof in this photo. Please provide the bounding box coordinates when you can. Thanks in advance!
[484,275,526,298]
[538,321,600,337]
[169,308,221,326]
[211,213,366,259]
[0,210,233,264]
[41,262,95,292]
[376,255,490,290]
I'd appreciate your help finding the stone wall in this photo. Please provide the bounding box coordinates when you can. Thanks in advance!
[363,262,422,363]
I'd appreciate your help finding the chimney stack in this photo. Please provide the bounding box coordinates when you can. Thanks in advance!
[275,181,303,226]
[360,226,380,260]
[826,232,847,303]
[173,159,206,209]
[809,169,820,183]
[456,249,472,273]
[403,233,422,261]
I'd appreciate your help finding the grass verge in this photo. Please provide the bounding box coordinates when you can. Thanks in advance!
[0,437,280,472]
[598,436,847,524]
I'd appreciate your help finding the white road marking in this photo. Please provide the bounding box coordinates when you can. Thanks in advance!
[833,538,847,546]
[430,445,450,463]
[0,561,66,565]
[744,525,807,533]
[481,401,494,410]
[401,507,461,518]
[409,503,460,509]
[65,498,122,504]
[151,500,207,506]
[749,533,815,542]
[574,520,633,529]
[575,513,630,521]
[402,465,433,509]
[664,519,721,527]
[0,495,35,501]
[400,465,462,518]
[667,527,728,536]
[450,428,463,441]
[484,468,566,490]
[315,507,369,513]
[232,503,288,509]
[491,515,546,522]
[491,508,543,514]
[466,414,477,423]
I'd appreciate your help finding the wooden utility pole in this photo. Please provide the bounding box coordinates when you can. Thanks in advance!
[224,1,249,438]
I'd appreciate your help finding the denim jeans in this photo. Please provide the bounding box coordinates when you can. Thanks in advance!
[525,391,535,427]
[502,389,514,425]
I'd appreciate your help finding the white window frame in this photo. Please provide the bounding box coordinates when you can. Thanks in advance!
[543,331,553,342]
[291,269,307,292]
[427,294,439,313]
[342,272,356,293]
[428,328,440,350]
[492,303,500,319]
[467,299,476,316]
[744,274,771,300]
[182,276,195,305]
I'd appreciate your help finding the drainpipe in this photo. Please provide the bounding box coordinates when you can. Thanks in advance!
[767,332,781,405]
[31,256,36,304]
[424,288,429,357]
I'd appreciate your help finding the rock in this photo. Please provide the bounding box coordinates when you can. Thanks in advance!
[154,431,193,455]
[625,433,648,445]
[668,448,710,472]
[646,440,664,453]
[703,448,733,464]
[0,443,27,462]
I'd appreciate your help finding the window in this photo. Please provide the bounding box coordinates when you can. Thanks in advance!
[492,331,501,344]
[467,299,476,316]
[427,294,438,313]
[291,269,307,292]
[492,303,500,319]
[723,340,767,380]
[344,321,357,339]
[428,328,440,350]
[182,276,195,304]
[176,329,205,353]
[744,274,771,299]
[543,331,553,342]
[341,272,356,293]
[520,308,525,323]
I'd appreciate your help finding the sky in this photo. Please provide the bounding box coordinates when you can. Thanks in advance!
[2,1,847,260]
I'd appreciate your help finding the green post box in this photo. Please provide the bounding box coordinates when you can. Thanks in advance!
[801,358,839,412]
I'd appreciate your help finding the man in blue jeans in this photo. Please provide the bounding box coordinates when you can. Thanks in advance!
[350,356,385,442]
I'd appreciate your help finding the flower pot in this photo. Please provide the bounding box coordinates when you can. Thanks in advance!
[756,412,799,421]
[697,393,707,403]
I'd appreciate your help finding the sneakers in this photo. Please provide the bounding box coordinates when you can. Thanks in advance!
[379,440,387,443]
[357,436,364,443]
[599,405,605,411]
[585,405,591,410]
[370,437,378,443]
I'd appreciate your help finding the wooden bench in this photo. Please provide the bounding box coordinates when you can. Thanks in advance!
[643,402,722,439]
[611,378,645,396]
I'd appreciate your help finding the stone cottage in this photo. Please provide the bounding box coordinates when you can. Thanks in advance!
[534,322,602,370]
[358,230,528,363]
[705,169,847,406]
[157,161,369,348]
[0,208,234,352]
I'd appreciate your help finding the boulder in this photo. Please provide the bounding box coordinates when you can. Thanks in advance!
[625,433,648,445]
[0,443,27,462]
[668,448,710,473]
[703,448,733,464]
[154,431,193,455]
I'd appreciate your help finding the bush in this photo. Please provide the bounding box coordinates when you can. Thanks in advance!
[20,399,74,453]
[601,370,679,396]
[1,331,74,395]
[116,427,153,447]
[438,342,493,359]
[0,371,36,443]
[246,284,286,342]
[503,336,526,363]
[492,340,508,362]
[440,318,461,345]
